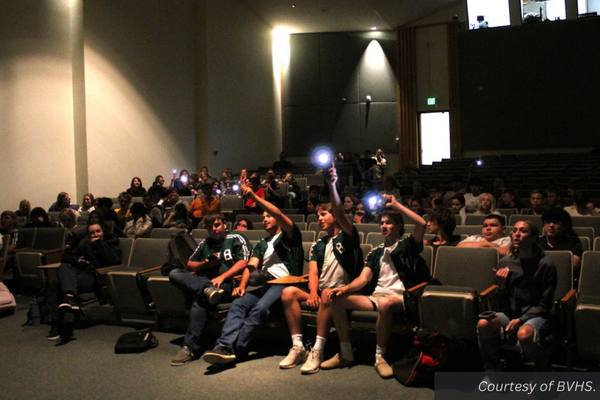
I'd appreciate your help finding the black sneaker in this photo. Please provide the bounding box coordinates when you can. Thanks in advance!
[59,294,80,313]
[203,346,236,365]
[47,325,60,341]
[203,285,225,305]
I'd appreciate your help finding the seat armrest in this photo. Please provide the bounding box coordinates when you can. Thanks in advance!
[480,285,498,311]
[96,265,121,275]
[137,265,162,276]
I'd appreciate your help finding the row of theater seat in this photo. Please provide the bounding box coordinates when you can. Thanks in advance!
[3,227,600,370]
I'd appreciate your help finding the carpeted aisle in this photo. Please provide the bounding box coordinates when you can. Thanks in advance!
[0,295,434,400]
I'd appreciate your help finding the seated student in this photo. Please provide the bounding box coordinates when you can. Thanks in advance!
[279,164,362,374]
[152,175,168,200]
[423,183,450,210]
[168,211,251,366]
[424,208,462,252]
[263,170,284,208]
[233,218,253,231]
[523,189,545,216]
[409,196,426,217]
[497,188,525,212]
[545,187,562,209]
[123,203,153,238]
[464,176,484,214]
[162,189,190,220]
[243,178,266,214]
[96,198,126,238]
[473,193,499,216]
[450,193,467,225]
[490,175,506,203]
[541,208,583,273]
[563,195,600,217]
[125,176,146,197]
[380,176,401,200]
[170,169,192,196]
[321,195,428,379]
[77,193,95,213]
[1,211,24,274]
[15,199,31,221]
[24,207,53,228]
[444,175,466,201]
[202,185,303,366]
[143,190,164,228]
[352,201,374,224]
[282,172,302,207]
[457,214,511,257]
[298,185,321,217]
[189,183,221,228]
[342,194,359,216]
[477,221,557,372]
[46,222,122,341]
[49,192,80,217]
[114,192,132,224]
[163,203,189,229]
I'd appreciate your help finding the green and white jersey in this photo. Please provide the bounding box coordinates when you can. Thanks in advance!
[309,226,362,290]
[251,224,303,277]
[189,233,252,279]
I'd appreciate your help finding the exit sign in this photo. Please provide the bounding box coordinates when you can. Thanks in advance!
[427,97,436,105]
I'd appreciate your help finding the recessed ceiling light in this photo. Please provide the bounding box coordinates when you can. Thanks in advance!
[371,26,377,30]
[291,4,296,8]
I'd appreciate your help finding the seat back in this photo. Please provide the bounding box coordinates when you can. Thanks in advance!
[118,237,135,267]
[572,227,594,244]
[220,195,244,212]
[306,214,318,225]
[572,217,600,238]
[150,228,187,239]
[421,245,434,272]
[360,244,373,261]
[579,251,600,303]
[127,238,170,269]
[190,229,210,241]
[365,232,384,247]
[465,214,489,226]
[16,228,37,249]
[433,247,499,291]
[233,229,268,242]
[544,250,573,310]
[301,231,315,243]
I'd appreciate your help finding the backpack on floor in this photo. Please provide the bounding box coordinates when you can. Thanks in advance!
[392,330,483,387]
[114,329,159,354]
[160,231,198,276]
[0,282,17,316]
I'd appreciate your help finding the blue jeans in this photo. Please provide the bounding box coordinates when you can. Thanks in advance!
[169,269,233,353]
[216,284,285,355]
[48,263,96,320]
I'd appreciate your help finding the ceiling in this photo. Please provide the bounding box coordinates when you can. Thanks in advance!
[238,0,462,33]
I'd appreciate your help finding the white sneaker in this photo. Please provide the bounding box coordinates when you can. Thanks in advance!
[279,345,308,369]
[301,348,324,374]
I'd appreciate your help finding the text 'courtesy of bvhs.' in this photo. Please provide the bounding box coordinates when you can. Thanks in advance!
[435,372,599,400]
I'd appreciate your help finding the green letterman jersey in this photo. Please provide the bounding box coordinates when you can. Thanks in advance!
[309,225,363,281]
[250,224,303,277]
[363,235,430,295]
[189,233,252,279]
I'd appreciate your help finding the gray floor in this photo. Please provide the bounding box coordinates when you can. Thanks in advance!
[1,295,434,400]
